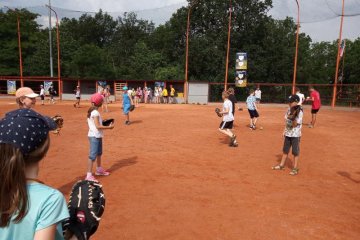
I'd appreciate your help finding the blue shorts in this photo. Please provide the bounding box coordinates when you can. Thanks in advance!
[123,104,131,114]
[88,137,102,161]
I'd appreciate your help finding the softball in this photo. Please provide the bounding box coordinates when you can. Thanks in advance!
[260,126,263,130]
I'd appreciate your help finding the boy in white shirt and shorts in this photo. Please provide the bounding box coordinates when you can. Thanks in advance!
[218,91,238,147]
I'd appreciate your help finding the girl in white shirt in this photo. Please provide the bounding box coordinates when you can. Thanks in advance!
[86,93,114,181]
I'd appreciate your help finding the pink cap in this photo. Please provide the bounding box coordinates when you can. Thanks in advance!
[90,93,104,105]
[15,87,39,98]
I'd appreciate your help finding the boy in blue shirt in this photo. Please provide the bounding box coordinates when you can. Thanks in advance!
[246,89,259,130]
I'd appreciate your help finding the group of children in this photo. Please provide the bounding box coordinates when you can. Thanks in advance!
[39,84,57,105]
[0,84,322,239]
[218,86,321,176]
[127,85,176,105]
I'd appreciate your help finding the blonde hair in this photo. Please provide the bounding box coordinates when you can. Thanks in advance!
[222,91,229,99]
[16,96,26,108]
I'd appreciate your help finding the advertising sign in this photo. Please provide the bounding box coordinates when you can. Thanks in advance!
[7,81,16,94]
[235,52,247,70]
[235,71,247,87]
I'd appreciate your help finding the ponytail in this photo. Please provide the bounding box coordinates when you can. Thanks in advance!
[0,136,50,227]
[0,145,27,227]
[87,106,97,118]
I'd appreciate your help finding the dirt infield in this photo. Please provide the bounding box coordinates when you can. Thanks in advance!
[1,99,359,240]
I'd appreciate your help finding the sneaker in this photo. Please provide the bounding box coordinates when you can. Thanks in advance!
[85,175,97,181]
[308,124,313,128]
[95,168,110,176]
[125,121,130,125]
[252,125,256,130]
[289,168,299,176]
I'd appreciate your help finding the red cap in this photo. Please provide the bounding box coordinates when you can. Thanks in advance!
[90,93,104,105]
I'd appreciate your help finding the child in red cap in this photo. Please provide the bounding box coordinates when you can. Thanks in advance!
[86,93,115,181]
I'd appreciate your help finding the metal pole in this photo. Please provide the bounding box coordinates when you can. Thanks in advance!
[185,6,191,104]
[46,5,61,100]
[48,0,54,77]
[224,0,232,91]
[331,0,345,108]
[292,0,300,94]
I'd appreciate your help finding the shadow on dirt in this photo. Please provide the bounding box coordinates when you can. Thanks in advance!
[273,154,294,169]
[337,171,360,184]
[107,156,138,172]
[58,157,138,194]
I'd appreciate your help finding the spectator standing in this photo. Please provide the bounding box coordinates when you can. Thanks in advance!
[255,87,262,104]
[40,85,45,105]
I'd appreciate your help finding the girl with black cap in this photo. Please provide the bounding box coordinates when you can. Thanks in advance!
[0,109,70,239]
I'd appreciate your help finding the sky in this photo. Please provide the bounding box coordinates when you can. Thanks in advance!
[1,0,360,42]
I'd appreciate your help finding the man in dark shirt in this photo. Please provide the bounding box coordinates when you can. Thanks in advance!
[227,88,237,117]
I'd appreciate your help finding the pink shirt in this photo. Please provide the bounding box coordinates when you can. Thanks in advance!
[311,90,321,109]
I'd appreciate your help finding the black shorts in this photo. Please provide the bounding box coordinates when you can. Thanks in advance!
[219,121,233,129]
[248,109,259,118]
[40,95,45,100]
[76,97,80,100]
[283,136,300,156]
[311,109,320,114]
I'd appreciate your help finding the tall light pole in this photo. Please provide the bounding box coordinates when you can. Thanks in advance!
[48,0,54,78]
[185,0,198,103]
[45,5,62,100]
[224,0,232,91]
[331,0,345,108]
[292,0,300,94]
[5,6,24,87]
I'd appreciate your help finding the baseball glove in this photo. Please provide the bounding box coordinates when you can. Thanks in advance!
[288,106,301,121]
[215,108,222,117]
[63,180,105,240]
[130,105,135,112]
[102,118,114,126]
[52,115,64,134]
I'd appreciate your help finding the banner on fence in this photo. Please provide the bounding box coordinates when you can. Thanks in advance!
[7,80,16,94]
[235,71,247,87]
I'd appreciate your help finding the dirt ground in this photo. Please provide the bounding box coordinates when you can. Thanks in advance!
[1,99,359,240]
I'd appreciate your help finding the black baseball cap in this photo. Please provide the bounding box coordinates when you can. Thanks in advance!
[288,94,300,103]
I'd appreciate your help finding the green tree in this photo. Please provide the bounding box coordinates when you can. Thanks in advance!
[0,9,39,75]
[70,44,115,79]
[344,38,360,84]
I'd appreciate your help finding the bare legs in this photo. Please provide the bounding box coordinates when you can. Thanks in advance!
[87,155,102,173]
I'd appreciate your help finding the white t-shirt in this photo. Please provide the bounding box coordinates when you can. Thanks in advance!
[255,90,261,99]
[222,99,234,122]
[87,110,103,138]
[40,89,45,96]
[296,92,305,105]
